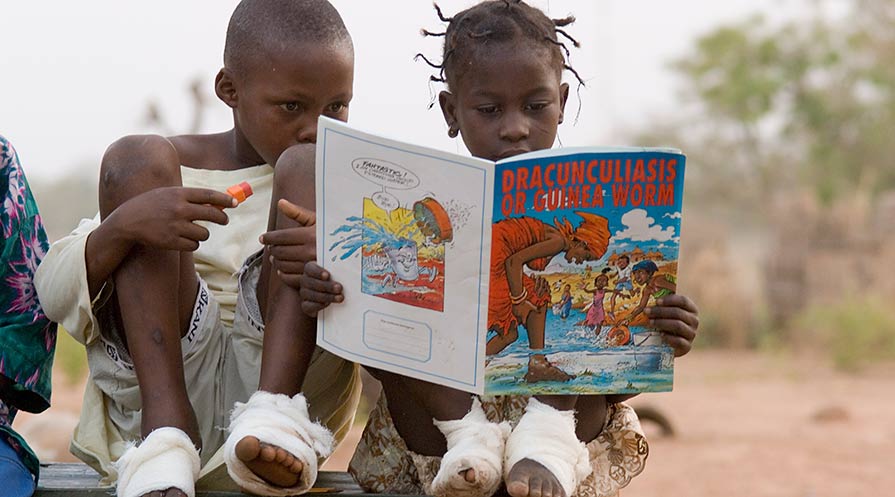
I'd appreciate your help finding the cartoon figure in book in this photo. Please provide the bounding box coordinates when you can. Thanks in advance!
[620,260,677,326]
[609,253,634,320]
[554,284,573,320]
[578,271,625,331]
[486,212,610,382]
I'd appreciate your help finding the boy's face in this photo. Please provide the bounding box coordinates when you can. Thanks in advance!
[618,257,629,268]
[220,42,354,166]
[440,42,569,162]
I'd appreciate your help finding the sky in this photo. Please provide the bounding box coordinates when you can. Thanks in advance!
[1,0,808,183]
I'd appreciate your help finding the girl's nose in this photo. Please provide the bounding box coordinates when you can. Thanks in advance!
[296,123,318,144]
[499,112,529,142]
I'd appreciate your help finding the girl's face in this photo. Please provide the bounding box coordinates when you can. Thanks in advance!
[439,42,569,162]
[595,275,609,288]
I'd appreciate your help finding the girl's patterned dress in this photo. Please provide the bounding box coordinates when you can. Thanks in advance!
[0,135,57,481]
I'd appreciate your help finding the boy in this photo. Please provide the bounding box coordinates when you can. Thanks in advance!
[34,1,357,496]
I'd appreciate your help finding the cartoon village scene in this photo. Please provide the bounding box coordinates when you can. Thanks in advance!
[329,158,471,312]
[485,152,684,395]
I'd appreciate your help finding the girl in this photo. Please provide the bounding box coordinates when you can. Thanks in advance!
[301,3,699,497]
[579,273,623,329]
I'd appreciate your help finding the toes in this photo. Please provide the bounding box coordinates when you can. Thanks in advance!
[463,468,477,484]
[275,447,288,463]
[260,444,278,462]
[291,459,304,474]
[234,436,262,462]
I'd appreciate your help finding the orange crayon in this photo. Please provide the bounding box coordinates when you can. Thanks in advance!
[227,181,253,205]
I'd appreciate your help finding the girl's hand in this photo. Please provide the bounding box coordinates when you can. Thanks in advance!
[298,262,344,317]
[645,294,699,357]
[261,200,317,289]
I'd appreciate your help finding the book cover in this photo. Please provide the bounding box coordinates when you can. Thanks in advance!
[315,117,685,395]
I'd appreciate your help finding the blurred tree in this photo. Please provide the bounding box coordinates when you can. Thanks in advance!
[643,0,895,208]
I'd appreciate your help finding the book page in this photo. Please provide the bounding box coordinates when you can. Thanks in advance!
[486,148,685,395]
[315,117,494,394]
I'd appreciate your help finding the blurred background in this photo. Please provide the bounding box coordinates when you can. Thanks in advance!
[4,0,894,495]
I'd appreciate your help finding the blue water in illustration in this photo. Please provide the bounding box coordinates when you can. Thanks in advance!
[485,308,674,395]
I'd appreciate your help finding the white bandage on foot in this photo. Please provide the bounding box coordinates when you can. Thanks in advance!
[115,427,201,497]
[504,398,592,497]
[224,391,334,496]
[428,398,511,497]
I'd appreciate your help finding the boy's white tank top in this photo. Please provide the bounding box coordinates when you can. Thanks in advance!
[180,164,273,326]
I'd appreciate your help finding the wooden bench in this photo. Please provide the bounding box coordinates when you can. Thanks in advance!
[35,463,389,496]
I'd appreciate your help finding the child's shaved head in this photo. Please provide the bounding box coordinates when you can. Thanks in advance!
[224,0,352,77]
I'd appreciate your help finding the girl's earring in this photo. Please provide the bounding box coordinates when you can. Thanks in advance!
[448,126,459,138]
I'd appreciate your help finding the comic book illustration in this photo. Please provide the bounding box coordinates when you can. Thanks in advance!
[316,118,493,392]
[485,148,684,395]
[315,117,685,395]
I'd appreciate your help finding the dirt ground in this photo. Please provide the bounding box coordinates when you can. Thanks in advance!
[15,350,895,496]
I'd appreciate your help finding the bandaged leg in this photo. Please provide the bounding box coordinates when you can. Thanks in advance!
[504,398,592,497]
[224,391,334,496]
[424,398,511,497]
[115,427,201,497]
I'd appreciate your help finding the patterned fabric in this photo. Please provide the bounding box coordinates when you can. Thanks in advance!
[0,135,57,479]
[349,394,649,497]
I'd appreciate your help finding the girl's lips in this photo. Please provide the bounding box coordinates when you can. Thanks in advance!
[495,149,530,160]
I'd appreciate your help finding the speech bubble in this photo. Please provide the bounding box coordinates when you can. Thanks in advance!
[371,190,400,213]
[352,157,420,190]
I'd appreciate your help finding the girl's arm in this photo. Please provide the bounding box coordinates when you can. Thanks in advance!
[622,282,653,323]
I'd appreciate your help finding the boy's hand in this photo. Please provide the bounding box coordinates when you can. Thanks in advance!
[297,262,344,317]
[645,294,699,357]
[261,199,317,288]
[113,187,234,251]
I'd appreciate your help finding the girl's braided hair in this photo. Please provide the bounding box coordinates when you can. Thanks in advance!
[417,1,584,91]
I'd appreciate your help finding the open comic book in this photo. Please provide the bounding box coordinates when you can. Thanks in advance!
[315,117,685,396]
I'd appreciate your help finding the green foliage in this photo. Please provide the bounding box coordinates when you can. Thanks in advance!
[54,329,87,384]
[658,0,895,207]
[795,297,895,371]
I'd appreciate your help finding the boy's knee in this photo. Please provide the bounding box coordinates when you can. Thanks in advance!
[272,143,316,195]
[100,134,180,198]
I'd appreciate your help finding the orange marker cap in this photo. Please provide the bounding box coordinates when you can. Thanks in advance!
[226,181,253,204]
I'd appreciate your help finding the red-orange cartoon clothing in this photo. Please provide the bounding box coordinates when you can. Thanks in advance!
[489,217,553,336]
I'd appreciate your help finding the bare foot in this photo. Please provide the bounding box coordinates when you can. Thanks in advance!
[524,355,574,383]
[143,489,188,497]
[505,458,565,497]
[234,436,303,488]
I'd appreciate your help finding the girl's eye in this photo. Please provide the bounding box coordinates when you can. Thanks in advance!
[327,102,347,113]
[526,102,548,111]
[281,102,301,112]
[477,105,499,115]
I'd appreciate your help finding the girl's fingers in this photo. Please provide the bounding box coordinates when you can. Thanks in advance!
[299,287,344,304]
[646,305,699,329]
[662,335,692,357]
[272,259,306,274]
[303,262,330,281]
[276,272,302,289]
[650,319,697,342]
[301,301,323,317]
[656,294,698,314]
[298,274,342,294]
[268,244,315,262]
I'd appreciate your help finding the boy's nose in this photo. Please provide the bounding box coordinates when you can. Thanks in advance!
[499,112,529,142]
[296,125,317,144]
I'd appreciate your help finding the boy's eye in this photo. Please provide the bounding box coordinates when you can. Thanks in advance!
[526,102,549,111]
[327,102,347,113]
[281,102,301,112]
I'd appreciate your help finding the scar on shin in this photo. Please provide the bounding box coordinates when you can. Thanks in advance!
[151,328,164,345]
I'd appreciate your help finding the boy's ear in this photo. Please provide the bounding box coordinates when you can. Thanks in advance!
[215,68,238,108]
[558,82,570,124]
[438,91,459,138]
